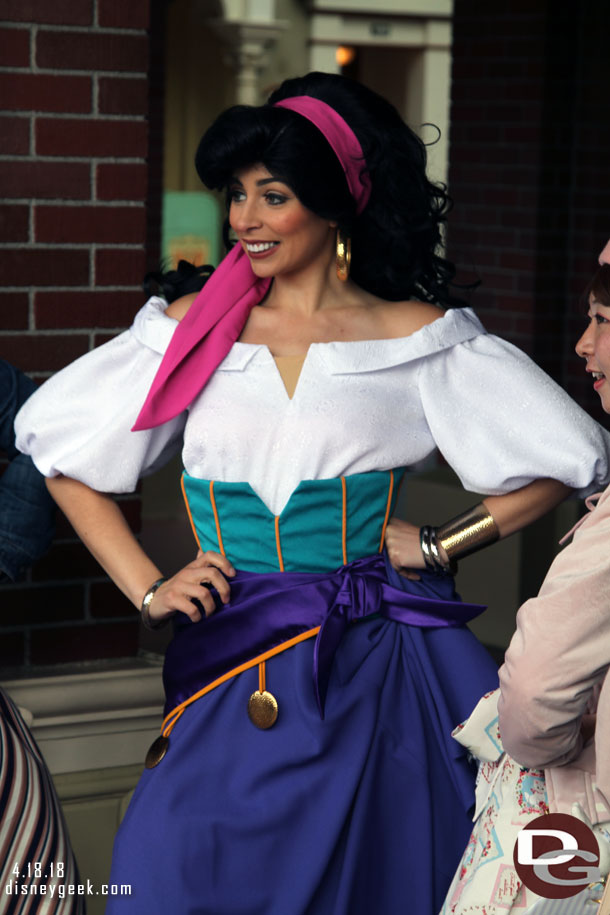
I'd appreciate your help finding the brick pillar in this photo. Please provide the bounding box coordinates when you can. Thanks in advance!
[448,0,610,420]
[0,0,165,668]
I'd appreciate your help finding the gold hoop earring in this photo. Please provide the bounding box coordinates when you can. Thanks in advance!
[336,230,351,282]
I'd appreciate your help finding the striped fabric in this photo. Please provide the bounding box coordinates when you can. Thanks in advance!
[0,687,84,914]
[525,891,606,914]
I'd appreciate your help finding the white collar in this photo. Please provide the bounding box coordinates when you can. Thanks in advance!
[132,298,486,374]
[217,307,485,375]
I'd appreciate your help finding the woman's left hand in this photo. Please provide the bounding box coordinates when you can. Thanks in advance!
[384,518,424,579]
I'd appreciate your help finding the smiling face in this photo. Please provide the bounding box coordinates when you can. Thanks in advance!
[228,164,337,280]
[575,291,610,413]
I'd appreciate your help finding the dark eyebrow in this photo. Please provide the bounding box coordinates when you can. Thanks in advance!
[229,175,290,188]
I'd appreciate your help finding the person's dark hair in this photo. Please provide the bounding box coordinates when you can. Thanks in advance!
[195,71,464,306]
[143,260,214,303]
[585,264,610,310]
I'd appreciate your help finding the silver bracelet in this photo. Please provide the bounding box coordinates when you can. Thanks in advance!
[419,526,455,574]
[419,526,436,571]
[140,577,169,630]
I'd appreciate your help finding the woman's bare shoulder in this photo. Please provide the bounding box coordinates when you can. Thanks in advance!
[378,299,446,338]
[165,292,199,322]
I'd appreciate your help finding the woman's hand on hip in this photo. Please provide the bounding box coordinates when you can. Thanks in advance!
[384,517,424,579]
[148,550,236,625]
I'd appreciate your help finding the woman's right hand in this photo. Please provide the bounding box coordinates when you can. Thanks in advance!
[147,550,236,625]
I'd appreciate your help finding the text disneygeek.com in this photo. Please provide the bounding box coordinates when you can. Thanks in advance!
[5,880,132,899]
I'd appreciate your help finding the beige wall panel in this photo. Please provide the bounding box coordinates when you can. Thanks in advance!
[165,0,236,193]
[258,0,310,95]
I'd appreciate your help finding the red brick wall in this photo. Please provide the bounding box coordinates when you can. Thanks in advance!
[447,0,610,422]
[0,0,164,669]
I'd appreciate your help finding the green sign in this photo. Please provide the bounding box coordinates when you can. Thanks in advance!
[162,190,221,269]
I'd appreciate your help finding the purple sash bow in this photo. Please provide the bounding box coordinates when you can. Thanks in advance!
[163,553,485,719]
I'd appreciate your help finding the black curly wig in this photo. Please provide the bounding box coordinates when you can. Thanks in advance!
[194,72,463,307]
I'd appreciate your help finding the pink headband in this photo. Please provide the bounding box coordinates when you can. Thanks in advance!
[274,96,371,214]
[133,96,370,431]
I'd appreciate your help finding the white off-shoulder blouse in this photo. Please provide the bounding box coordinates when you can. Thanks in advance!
[15,297,610,515]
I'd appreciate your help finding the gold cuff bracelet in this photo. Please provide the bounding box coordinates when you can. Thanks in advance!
[436,503,499,562]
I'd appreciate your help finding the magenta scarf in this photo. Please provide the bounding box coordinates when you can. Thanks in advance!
[132,96,371,431]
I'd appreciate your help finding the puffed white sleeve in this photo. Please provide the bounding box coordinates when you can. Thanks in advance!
[14,297,186,494]
[418,326,610,497]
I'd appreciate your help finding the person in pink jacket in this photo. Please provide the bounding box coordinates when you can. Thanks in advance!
[498,260,610,824]
[441,259,610,914]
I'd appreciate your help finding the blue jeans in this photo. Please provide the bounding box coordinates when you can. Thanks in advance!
[0,360,55,581]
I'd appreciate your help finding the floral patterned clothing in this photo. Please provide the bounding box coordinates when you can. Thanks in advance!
[440,690,548,914]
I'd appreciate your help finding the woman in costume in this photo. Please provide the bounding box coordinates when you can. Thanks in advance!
[441,263,610,914]
[14,74,610,914]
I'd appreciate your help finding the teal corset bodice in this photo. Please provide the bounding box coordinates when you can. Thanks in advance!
[181,469,405,573]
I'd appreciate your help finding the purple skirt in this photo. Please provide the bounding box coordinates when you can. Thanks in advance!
[106,562,498,915]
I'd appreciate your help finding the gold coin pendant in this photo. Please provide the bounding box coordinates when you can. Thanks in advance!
[145,735,170,769]
[248,690,278,729]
